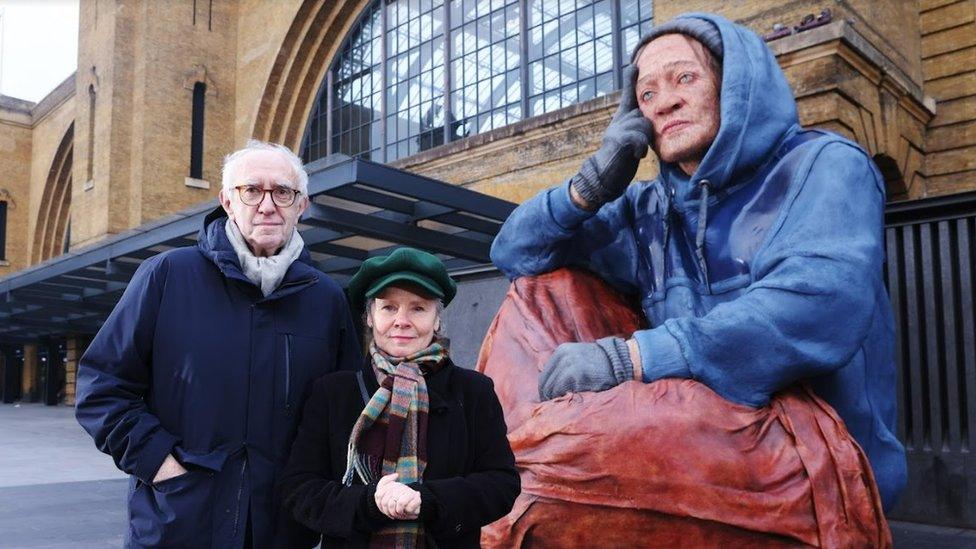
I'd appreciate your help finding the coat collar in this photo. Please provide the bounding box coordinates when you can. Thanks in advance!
[197,206,319,301]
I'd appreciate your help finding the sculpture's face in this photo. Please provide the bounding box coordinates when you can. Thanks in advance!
[635,34,721,175]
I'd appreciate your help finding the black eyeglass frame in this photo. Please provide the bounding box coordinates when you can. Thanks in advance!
[232,184,303,207]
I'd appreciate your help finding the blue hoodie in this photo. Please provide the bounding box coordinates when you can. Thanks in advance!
[490,13,906,510]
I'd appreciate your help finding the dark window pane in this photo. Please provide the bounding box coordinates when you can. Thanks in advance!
[0,201,6,260]
[189,82,206,179]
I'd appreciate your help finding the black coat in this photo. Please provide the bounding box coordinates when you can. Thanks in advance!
[277,358,520,547]
[75,209,362,548]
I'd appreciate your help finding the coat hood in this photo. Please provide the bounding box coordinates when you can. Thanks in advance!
[197,206,317,294]
[654,13,799,201]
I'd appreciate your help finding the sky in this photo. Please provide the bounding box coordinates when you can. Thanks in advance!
[0,0,79,103]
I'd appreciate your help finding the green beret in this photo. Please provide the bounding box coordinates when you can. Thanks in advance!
[347,247,457,313]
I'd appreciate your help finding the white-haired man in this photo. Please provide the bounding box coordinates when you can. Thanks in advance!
[76,141,362,548]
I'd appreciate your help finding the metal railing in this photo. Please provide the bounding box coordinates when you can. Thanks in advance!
[884,190,976,527]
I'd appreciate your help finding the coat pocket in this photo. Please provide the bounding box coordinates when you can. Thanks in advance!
[128,449,227,548]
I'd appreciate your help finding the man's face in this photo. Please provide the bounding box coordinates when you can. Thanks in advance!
[219,149,309,257]
[634,34,721,175]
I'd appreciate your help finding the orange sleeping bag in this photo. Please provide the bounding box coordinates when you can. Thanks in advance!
[477,269,890,548]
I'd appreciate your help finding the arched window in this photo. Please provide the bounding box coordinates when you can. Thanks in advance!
[301,0,653,164]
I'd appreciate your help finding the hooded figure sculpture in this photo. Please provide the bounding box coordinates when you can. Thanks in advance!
[491,12,906,512]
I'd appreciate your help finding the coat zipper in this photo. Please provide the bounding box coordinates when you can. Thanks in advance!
[232,457,247,536]
[284,334,292,412]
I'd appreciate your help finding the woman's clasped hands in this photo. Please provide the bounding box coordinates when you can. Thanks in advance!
[374,473,421,520]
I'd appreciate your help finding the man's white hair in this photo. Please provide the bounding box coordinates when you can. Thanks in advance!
[221,139,309,195]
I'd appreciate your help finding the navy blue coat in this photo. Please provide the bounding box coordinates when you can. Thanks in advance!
[75,208,362,548]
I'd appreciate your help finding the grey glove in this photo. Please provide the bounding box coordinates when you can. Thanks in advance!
[539,337,635,401]
[571,65,652,207]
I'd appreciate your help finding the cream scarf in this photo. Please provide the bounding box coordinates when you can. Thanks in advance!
[225,218,305,297]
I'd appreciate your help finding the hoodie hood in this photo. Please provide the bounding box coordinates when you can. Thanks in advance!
[653,13,799,200]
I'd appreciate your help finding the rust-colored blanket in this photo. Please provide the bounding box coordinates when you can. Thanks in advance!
[477,269,890,548]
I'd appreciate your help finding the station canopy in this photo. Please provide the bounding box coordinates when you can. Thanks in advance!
[0,155,516,344]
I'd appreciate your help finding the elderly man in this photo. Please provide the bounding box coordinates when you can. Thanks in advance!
[76,140,361,548]
[491,13,906,511]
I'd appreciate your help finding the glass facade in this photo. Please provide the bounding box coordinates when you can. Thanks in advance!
[302,0,652,164]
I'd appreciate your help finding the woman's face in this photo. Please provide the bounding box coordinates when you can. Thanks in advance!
[368,285,440,358]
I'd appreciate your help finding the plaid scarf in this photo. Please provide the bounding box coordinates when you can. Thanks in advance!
[343,339,449,548]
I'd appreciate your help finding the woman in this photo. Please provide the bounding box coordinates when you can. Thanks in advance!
[278,247,519,547]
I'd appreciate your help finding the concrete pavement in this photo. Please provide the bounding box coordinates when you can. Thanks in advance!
[0,403,125,548]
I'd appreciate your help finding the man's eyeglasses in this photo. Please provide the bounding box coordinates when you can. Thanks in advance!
[233,185,302,207]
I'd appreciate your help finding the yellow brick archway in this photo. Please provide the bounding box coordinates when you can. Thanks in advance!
[32,123,74,263]
[252,0,372,152]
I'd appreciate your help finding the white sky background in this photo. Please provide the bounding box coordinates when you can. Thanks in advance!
[0,0,79,103]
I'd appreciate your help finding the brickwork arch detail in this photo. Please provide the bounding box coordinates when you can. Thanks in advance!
[33,123,74,263]
[251,0,370,151]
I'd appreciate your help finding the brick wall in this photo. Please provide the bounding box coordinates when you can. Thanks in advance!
[921,0,976,195]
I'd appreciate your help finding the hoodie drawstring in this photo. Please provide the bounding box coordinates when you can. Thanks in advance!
[695,180,711,292]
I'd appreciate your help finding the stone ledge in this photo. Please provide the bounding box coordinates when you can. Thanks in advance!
[30,73,76,126]
[391,92,620,170]
[0,96,34,126]
[767,19,935,114]
[0,95,34,113]
[184,177,211,190]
